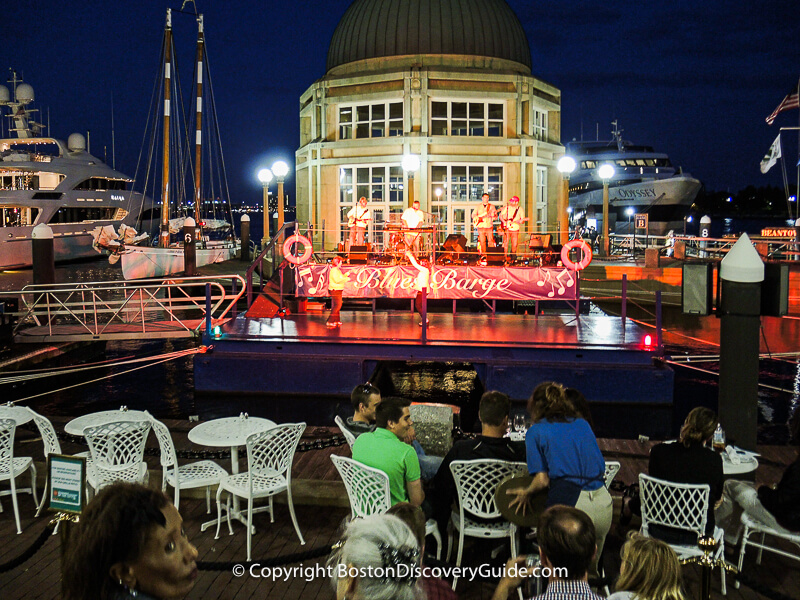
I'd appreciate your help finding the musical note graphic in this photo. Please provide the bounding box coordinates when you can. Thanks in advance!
[536,270,551,288]
[552,269,575,296]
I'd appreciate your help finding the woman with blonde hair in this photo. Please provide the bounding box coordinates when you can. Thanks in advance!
[609,534,685,600]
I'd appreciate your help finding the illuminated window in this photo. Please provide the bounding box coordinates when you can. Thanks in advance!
[338,102,403,140]
[430,101,504,137]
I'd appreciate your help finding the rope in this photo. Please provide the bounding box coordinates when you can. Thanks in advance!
[198,543,333,570]
[0,519,56,573]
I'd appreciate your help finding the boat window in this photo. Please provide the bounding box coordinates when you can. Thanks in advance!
[1,206,40,227]
[48,206,120,224]
[74,178,128,191]
[1,140,61,158]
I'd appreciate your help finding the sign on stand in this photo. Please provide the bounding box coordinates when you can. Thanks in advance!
[47,454,86,514]
[634,214,648,230]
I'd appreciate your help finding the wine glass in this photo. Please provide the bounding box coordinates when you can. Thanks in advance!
[513,413,527,434]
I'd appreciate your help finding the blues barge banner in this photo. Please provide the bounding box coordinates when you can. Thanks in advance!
[295,265,577,301]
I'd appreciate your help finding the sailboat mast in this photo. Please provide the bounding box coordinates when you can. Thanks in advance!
[159,8,173,248]
[193,13,205,245]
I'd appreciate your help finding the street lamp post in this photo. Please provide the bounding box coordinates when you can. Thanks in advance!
[272,160,290,232]
[257,168,273,249]
[556,156,576,245]
[598,163,615,256]
[402,154,420,208]
[626,207,635,258]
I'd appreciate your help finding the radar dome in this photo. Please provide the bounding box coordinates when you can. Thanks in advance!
[67,133,87,152]
[15,83,34,103]
[0,86,9,103]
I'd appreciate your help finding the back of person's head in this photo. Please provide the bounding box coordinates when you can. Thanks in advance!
[375,396,410,429]
[616,533,684,600]
[351,382,380,411]
[679,407,717,447]
[386,502,426,549]
[528,381,579,423]
[329,513,421,600]
[537,505,596,579]
[564,388,594,430]
[479,390,511,427]
[62,483,170,600]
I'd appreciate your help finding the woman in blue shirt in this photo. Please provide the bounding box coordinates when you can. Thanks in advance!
[508,381,612,576]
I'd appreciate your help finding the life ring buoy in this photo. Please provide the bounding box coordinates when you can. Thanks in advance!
[283,234,313,265]
[560,239,592,270]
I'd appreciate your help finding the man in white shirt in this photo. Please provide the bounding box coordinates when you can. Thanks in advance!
[472,193,497,255]
[347,196,371,248]
[498,195,529,260]
[401,200,425,255]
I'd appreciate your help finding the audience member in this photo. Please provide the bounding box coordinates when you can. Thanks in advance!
[343,382,382,437]
[387,502,457,600]
[431,390,526,537]
[353,397,425,509]
[607,534,685,600]
[62,482,199,600]
[565,387,595,432]
[493,505,602,600]
[329,513,421,600]
[507,382,611,576]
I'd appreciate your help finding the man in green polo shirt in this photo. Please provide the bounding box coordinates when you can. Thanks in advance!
[352,397,424,508]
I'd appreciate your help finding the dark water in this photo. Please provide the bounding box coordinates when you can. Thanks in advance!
[1,243,797,444]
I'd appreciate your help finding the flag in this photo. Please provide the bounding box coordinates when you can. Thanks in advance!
[766,89,799,125]
[760,135,781,173]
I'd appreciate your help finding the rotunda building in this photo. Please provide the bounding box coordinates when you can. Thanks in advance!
[296,0,562,252]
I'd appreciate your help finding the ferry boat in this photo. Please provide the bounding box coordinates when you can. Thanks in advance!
[566,121,701,235]
[0,72,150,271]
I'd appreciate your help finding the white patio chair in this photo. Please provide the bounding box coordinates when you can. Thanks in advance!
[23,408,62,517]
[603,460,621,488]
[639,473,727,595]
[84,420,151,497]
[448,459,528,590]
[330,454,443,559]
[735,512,800,588]
[215,422,306,561]
[334,415,356,448]
[146,412,228,512]
[0,418,38,534]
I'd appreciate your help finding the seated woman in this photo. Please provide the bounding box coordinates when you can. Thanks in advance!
[62,482,199,600]
[329,513,421,600]
[608,533,685,600]
[507,381,612,576]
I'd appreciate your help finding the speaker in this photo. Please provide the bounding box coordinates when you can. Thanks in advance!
[682,263,713,315]
[485,246,505,265]
[442,234,467,260]
[761,262,789,317]
[348,244,370,264]
[528,234,552,249]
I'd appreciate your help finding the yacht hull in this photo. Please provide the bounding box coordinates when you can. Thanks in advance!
[120,243,240,280]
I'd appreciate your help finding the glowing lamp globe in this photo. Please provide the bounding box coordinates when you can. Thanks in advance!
[402,154,420,173]
[271,161,289,179]
[557,156,576,175]
[257,169,273,185]
[598,164,615,180]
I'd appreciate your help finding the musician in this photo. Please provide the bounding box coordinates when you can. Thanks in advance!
[472,193,497,255]
[499,195,529,260]
[401,200,425,255]
[347,196,371,248]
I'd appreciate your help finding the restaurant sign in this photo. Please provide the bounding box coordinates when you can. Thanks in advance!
[296,265,578,301]
[47,454,86,513]
[760,228,796,238]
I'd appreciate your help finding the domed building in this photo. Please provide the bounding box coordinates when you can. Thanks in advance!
[296,0,562,252]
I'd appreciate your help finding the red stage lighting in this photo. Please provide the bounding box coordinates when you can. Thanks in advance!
[643,334,653,347]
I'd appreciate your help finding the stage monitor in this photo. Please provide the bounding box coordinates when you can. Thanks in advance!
[529,234,552,250]
[348,244,370,264]
[485,247,505,265]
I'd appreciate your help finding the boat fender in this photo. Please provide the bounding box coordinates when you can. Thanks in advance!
[283,234,314,265]
[560,239,592,270]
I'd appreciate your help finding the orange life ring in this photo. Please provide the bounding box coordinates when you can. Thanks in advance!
[283,234,313,265]
[560,239,592,270]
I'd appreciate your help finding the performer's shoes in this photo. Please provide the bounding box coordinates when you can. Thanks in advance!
[418,319,429,326]
[326,322,338,328]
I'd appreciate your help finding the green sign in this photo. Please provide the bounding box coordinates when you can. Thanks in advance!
[47,454,86,514]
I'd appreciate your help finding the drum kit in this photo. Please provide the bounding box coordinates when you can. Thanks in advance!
[382,223,435,262]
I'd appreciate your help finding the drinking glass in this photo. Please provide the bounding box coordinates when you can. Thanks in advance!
[513,413,527,434]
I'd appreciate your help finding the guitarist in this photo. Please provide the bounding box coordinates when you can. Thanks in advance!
[498,195,529,260]
[347,196,371,248]
[472,193,497,255]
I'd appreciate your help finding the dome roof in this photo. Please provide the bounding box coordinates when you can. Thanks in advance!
[327,0,532,73]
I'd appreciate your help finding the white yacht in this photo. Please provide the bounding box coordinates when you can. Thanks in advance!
[567,122,701,235]
[0,72,149,271]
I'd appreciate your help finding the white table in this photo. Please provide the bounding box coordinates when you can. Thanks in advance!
[64,408,149,436]
[0,404,34,426]
[188,415,276,531]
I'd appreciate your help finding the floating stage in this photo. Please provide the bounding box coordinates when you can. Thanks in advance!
[194,310,675,438]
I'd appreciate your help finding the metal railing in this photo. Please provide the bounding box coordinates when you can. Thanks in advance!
[3,275,245,342]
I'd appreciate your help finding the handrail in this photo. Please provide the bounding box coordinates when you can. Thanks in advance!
[244,221,299,307]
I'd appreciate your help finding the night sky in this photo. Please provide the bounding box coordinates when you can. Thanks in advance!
[6,0,799,206]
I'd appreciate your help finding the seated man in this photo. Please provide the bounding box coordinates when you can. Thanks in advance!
[431,390,526,536]
[342,382,381,438]
[352,397,425,510]
[493,505,602,600]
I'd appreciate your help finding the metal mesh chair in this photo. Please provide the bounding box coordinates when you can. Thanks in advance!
[604,460,621,488]
[639,473,727,594]
[735,512,800,588]
[0,418,38,534]
[23,408,62,517]
[448,459,528,590]
[330,454,442,559]
[84,420,151,496]
[215,422,306,561]
[334,415,357,448]
[147,412,227,512]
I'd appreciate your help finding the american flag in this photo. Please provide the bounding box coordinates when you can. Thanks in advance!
[766,87,800,125]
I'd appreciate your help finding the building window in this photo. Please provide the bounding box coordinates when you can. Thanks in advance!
[536,166,547,231]
[533,108,548,140]
[338,165,405,245]
[431,101,504,137]
[339,102,403,140]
